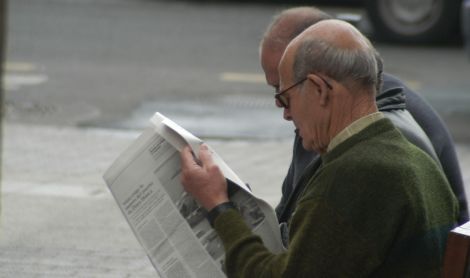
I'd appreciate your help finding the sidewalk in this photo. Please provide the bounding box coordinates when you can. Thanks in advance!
[0,123,292,277]
[1,123,469,277]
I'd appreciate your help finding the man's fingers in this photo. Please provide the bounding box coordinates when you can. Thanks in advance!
[181,144,217,173]
[180,145,198,171]
[198,144,215,169]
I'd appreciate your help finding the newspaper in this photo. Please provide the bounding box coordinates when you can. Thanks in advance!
[103,112,284,278]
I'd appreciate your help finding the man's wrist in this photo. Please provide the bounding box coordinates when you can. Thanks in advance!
[207,201,237,227]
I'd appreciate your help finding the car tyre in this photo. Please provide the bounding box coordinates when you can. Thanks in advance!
[365,0,461,43]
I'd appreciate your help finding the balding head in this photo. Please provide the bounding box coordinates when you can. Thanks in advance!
[260,7,332,100]
[262,7,332,51]
[278,19,380,152]
[293,19,372,50]
[284,19,379,93]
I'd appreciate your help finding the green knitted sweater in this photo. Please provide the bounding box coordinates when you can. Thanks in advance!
[214,118,458,278]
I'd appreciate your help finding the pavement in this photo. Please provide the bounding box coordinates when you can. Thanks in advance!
[1,123,469,277]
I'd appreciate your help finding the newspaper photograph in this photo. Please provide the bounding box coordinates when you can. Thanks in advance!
[103,112,284,278]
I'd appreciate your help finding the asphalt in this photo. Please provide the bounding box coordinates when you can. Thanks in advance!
[1,123,469,277]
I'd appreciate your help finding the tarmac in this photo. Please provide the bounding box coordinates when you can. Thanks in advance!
[1,122,469,277]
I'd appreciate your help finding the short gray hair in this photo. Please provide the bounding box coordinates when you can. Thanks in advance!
[293,38,380,93]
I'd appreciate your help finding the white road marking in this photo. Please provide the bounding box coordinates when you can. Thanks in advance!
[4,73,49,91]
[4,62,37,72]
[3,62,48,90]
[220,72,265,83]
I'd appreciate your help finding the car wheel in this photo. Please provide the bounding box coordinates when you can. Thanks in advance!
[364,0,461,43]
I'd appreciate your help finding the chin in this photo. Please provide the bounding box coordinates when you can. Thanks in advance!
[301,141,313,152]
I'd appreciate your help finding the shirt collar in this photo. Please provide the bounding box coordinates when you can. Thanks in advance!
[327,112,385,152]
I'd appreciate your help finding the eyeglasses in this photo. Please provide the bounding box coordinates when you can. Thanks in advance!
[275,75,333,109]
[274,78,307,109]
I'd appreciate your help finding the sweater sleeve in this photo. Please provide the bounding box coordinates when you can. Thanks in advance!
[213,201,382,277]
[213,209,288,278]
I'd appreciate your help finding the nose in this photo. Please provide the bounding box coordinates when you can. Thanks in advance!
[274,99,292,121]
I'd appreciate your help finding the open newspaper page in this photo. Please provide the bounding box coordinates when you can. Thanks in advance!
[103,112,284,278]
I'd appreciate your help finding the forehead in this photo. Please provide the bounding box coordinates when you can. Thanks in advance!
[278,46,296,85]
[261,47,280,71]
[261,41,284,67]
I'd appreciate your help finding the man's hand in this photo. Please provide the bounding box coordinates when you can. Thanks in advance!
[180,144,229,211]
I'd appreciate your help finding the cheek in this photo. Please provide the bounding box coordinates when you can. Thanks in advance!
[293,104,312,136]
[300,102,324,149]
[299,124,317,152]
[298,99,315,125]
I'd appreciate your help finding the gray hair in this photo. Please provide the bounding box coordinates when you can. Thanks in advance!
[293,38,380,93]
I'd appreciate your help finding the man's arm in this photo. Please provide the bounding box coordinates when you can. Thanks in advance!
[179,145,386,277]
[211,195,390,277]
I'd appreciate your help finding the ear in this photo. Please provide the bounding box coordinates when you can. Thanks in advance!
[307,73,329,107]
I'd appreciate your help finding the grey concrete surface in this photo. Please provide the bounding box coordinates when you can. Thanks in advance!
[0,123,292,277]
[1,122,469,276]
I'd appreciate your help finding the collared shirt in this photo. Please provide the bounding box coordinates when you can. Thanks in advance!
[327,112,385,152]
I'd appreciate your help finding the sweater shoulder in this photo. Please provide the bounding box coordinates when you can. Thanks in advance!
[302,120,449,207]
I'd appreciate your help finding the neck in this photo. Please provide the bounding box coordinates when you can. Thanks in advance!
[328,92,378,141]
